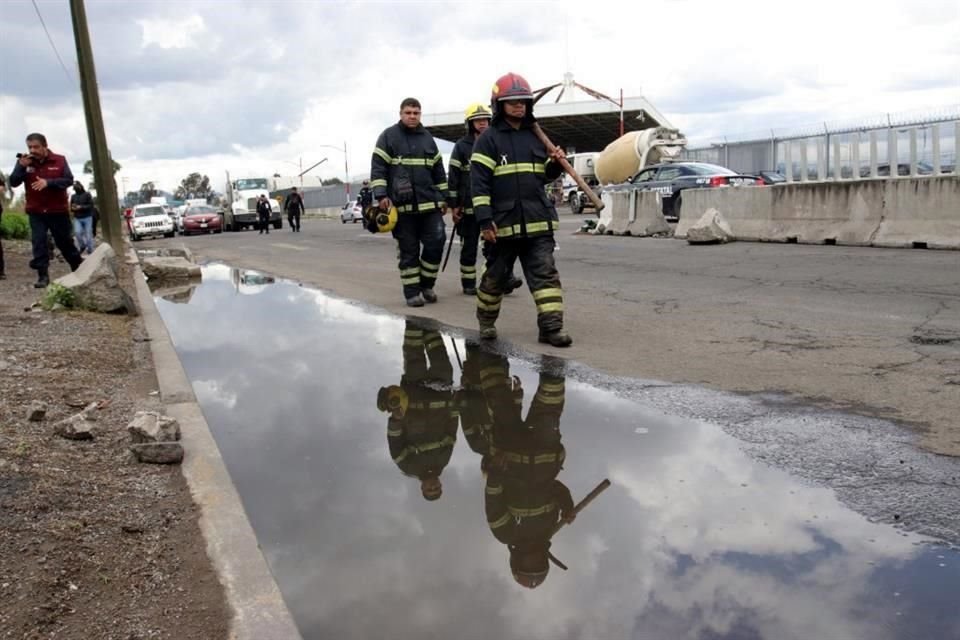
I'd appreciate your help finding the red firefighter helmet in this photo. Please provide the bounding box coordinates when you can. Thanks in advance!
[490,72,533,104]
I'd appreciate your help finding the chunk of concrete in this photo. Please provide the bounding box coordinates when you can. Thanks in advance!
[127,411,181,443]
[687,208,736,245]
[54,244,132,313]
[54,413,95,440]
[157,246,194,263]
[141,257,201,281]
[27,401,48,422]
[130,442,184,464]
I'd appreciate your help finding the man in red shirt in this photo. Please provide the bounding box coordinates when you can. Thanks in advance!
[8,133,83,288]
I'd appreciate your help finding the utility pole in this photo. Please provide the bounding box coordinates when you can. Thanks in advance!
[70,0,123,255]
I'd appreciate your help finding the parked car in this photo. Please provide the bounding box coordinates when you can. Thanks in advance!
[181,205,223,235]
[755,170,787,185]
[859,161,935,178]
[129,204,175,241]
[341,200,364,224]
[618,162,762,221]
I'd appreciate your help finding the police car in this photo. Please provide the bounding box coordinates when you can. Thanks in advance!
[619,162,762,221]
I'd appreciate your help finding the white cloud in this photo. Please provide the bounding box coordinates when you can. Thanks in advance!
[1,0,957,192]
[138,15,207,50]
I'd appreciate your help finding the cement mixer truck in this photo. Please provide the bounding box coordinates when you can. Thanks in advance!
[563,127,687,214]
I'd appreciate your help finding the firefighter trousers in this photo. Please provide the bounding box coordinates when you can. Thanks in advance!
[402,322,454,386]
[392,211,445,299]
[458,215,480,292]
[477,234,563,334]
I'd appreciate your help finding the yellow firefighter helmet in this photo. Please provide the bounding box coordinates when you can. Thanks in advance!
[464,102,493,122]
[364,204,398,234]
[377,385,409,417]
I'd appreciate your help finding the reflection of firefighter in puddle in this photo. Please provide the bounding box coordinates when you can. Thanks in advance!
[454,341,493,457]
[476,351,574,589]
[377,321,458,501]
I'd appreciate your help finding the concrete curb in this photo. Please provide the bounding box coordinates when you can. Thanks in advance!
[131,258,303,640]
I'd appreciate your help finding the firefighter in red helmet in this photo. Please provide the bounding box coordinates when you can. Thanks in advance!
[470,73,572,347]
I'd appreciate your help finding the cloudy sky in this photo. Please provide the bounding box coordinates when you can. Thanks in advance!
[1,0,958,194]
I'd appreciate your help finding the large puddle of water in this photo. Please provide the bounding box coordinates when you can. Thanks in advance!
[155,264,959,640]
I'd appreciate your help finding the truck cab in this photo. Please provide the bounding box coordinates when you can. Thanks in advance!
[222,177,282,231]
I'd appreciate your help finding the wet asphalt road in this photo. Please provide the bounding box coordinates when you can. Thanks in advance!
[153,268,960,640]
[144,212,960,457]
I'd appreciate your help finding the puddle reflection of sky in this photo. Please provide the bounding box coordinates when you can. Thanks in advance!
[155,266,959,640]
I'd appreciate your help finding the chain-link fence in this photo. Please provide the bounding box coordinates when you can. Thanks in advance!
[682,107,960,181]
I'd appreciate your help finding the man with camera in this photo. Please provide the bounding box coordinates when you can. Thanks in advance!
[8,133,83,288]
[370,98,448,307]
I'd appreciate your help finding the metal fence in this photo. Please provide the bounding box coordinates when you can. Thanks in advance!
[682,107,960,182]
[274,181,367,210]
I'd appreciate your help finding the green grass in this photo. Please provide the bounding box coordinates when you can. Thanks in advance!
[0,211,29,239]
[42,283,76,310]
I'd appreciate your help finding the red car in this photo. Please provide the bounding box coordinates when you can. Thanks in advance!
[181,205,223,236]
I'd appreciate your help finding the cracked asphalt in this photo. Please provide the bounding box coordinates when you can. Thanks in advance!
[143,211,960,456]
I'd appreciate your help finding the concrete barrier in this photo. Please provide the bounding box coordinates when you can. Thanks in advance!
[675,176,959,249]
[303,205,342,220]
[873,177,960,249]
[597,190,671,237]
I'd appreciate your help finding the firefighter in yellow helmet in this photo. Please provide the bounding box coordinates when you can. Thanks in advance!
[471,73,571,346]
[448,103,522,296]
[377,320,458,501]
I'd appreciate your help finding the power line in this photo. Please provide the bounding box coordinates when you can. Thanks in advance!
[31,0,76,85]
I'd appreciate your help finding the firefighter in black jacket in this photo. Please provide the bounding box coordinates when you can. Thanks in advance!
[256,194,272,234]
[371,98,449,307]
[454,341,495,458]
[479,351,573,589]
[448,103,523,297]
[471,72,572,347]
[377,320,458,501]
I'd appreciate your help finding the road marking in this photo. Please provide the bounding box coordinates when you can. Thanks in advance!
[269,243,307,251]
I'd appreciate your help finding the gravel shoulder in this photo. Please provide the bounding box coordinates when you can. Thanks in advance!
[0,240,229,640]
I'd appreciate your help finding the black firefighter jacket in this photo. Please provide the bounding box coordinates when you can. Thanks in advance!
[447,135,475,214]
[371,122,448,214]
[470,118,564,239]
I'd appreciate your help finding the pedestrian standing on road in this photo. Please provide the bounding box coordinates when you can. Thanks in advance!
[370,97,449,307]
[471,73,572,347]
[0,174,6,279]
[285,187,305,232]
[7,133,83,288]
[70,181,96,255]
[358,180,374,211]
[256,194,272,234]
[448,103,523,296]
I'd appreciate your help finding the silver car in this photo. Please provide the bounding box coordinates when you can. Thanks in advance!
[340,201,364,224]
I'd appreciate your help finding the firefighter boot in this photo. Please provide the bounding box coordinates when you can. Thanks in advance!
[539,330,573,348]
[422,288,438,304]
[34,269,50,289]
[406,294,425,308]
[479,324,498,340]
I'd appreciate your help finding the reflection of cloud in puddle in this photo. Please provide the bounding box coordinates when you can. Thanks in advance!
[191,379,237,410]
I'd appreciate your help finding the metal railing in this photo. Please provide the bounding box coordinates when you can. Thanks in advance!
[682,107,959,182]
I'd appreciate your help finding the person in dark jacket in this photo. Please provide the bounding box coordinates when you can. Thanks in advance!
[448,103,523,297]
[477,350,573,589]
[370,97,448,307]
[377,320,458,501]
[285,187,305,232]
[471,73,571,347]
[358,180,373,210]
[70,181,96,255]
[256,194,272,234]
[8,133,82,288]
